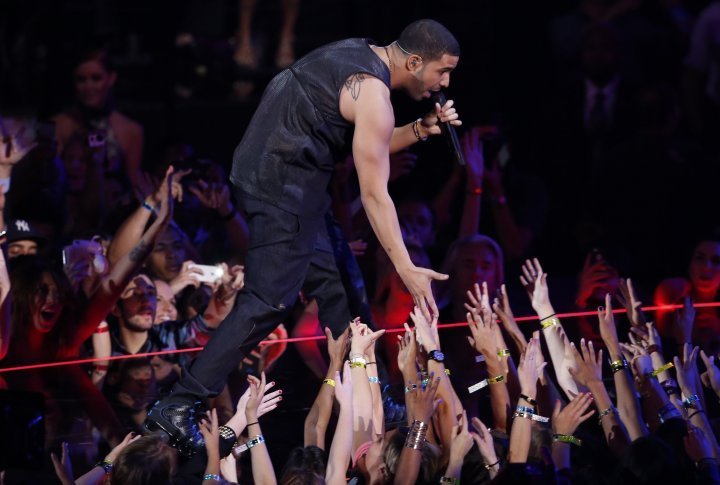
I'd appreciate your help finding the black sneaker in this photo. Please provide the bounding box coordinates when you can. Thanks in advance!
[145,394,207,457]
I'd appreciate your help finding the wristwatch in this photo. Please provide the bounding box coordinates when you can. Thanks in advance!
[428,349,445,363]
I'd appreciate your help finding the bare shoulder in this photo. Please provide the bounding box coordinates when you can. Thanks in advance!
[110,111,143,138]
[339,73,391,124]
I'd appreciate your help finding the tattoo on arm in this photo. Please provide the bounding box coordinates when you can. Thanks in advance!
[129,240,151,263]
[344,73,366,101]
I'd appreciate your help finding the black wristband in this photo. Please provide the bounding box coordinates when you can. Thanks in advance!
[519,393,537,406]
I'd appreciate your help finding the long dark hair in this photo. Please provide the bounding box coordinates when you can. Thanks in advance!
[8,256,74,358]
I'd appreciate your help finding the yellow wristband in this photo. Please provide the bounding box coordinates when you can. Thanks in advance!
[349,362,366,369]
[651,362,674,377]
[322,378,335,387]
[552,434,582,446]
[540,317,560,329]
[497,349,511,357]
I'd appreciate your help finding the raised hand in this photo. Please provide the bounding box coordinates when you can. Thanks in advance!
[467,304,497,359]
[568,338,603,387]
[492,284,524,347]
[409,305,440,352]
[333,361,353,408]
[617,277,647,330]
[684,423,715,462]
[674,344,700,396]
[674,297,695,345]
[168,260,202,295]
[461,127,484,191]
[449,410,474,464]
[188,180,234,217]
[245,373,268,421]
[700,350,720,398]
[517,332,546,396]
[598,293,620,354]
[326,326,350,365]
[105,431,142,463]
[199,408,220,460]
[349,318,385,356]
[153,166,176,224]
[471,416,499,465]
[406,372,441,422]
[50,442,74,485]
[552,393,595,436]
[397,324,418,376]
[519,258,553,318]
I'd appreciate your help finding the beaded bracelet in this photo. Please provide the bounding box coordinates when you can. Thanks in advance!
[412,119,428,142]
[468,374,505,394]
[323,378,335,387]
[597,406,617,424]
[651,362,674,377]
[203,474,221,481]
[368,376,380,384]
[552,434,583,446]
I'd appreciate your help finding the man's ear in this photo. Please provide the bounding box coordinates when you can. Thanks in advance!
[407,55,423,71]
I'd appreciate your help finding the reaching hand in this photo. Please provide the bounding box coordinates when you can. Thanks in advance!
[236,379,282,421]
[567,338,603,387]
[326,326,350,365]
[212,263,245,299]
[199,408,220,460]
[188,180,234,216]
[552,393,595,436]
[517,332,546,395]
[220,454,238,484]
[409,305,440,353]
[492,284,524,345]
[152,166,176,225]
[50,442,74,485]
[597,293,620,352]
[461,127,484,190]
[397,324,418,377]
[466,305,497,359]
[554,326,581,385]
[449,410,474,463]
[575,252,612,309]
[0,133,35,166]
[105,432,142,463]
[617,277,647,330]
[674,344,700,396]
[471,416,498,464]
[349,319,385,356]
[406,372,441,422]
[333,361,353,408]
[397,264,448,322]
[245,373,268,420]
[519,258,553,318]
[674,297,695,345]
[700,350,720,398]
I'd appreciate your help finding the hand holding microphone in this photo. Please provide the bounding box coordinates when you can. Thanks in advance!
[419,91,465,165]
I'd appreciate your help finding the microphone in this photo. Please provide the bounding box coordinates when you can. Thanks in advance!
[431,91,465,166]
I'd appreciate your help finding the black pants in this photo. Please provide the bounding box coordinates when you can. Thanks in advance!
[174,191,353,397]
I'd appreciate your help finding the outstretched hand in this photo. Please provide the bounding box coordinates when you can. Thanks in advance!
[397,264,448,321]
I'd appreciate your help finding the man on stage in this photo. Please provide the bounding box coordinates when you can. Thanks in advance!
[146,18,462,454]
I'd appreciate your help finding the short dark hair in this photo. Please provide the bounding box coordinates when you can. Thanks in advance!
[397,19,460,61]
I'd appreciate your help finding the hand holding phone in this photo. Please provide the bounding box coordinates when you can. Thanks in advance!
[187,263,224,284]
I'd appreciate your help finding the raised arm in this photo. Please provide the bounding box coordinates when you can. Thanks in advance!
[341,74,447,320]
[325,362,354,485]
[349,319,385,449]
[66,167,176,352]
[244,373,277,485]
[520,258,578,397]
[305,327,349,448]
[0,247,11,361]
[597,294,648,439]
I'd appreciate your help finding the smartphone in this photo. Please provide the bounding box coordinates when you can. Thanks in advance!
[187,263,224,284]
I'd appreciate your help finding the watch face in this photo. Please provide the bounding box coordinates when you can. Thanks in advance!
[430,350,445,361]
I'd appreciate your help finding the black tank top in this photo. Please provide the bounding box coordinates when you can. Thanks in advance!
[230,38,390,216]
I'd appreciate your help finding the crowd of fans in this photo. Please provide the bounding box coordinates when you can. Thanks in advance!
[1,0,720,483]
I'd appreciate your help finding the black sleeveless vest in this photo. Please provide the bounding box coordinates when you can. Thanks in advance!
[230,38,390,216]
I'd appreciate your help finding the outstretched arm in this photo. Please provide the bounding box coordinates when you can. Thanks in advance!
[341,74,447,320]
